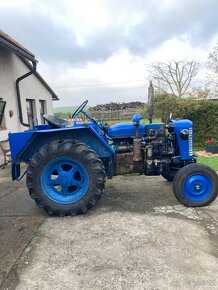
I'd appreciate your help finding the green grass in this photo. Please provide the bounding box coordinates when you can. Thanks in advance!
[196,156,218,171]
[195,146,218,170]
[108,118,161,125]
[53,106,89,113]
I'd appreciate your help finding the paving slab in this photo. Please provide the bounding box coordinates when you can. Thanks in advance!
[0,165,46,286]
[1,175,217,290]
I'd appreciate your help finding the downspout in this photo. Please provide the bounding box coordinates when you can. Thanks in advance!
[15,60,37,127]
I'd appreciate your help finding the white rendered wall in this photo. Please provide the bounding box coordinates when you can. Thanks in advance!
[0,47,55,141]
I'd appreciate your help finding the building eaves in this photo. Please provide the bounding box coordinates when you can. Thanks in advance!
[0,30,36,62]
[0,29,59,101]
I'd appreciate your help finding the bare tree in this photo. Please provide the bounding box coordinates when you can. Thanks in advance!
[148,60,200,98]
[188,87,209,99]
[208,41,218,94]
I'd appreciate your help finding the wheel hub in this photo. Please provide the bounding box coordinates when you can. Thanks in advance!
[183,174,212,202]
[60,176,68,186]
[41,157,89,204]
[194,184,201,191]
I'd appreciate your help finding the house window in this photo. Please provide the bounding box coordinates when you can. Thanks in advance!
[0,99,6,130]
[39,100,47,124]
[26,99,36,129]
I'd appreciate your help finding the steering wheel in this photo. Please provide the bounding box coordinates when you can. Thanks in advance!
[71,100,112,139]
[72,100,88,118]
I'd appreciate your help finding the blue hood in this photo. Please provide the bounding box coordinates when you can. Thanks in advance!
[107,122,145,138]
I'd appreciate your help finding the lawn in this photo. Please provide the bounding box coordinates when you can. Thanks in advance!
[54,106,89,113]
[108,118,161,125]
[196,156,218,171]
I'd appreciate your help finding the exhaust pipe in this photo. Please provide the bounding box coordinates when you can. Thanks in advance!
[148,81,154,124]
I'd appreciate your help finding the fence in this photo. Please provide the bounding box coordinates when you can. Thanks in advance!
[88,110,138,120]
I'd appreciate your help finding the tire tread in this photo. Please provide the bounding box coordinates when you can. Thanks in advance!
[26,140,106,216]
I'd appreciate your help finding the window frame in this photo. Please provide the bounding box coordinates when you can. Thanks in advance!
[39,100,47,124]
[26,99,36,128]
[0,100,6,129]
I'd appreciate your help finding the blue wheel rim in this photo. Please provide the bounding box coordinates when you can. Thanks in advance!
[41,157,89,204]
[183,174,213,202]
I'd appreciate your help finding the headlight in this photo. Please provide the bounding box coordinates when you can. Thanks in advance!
[167,122,174,133]
[180,129,189,140]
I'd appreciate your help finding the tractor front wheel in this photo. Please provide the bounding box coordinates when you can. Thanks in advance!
[26,140,105,216]
[173,163,218,207]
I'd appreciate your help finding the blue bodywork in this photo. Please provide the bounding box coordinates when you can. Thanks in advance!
[9,113,194,180]
[108,122,165,138]
[172,119,193,160]
[108,122,145,138]
[132,114,142,122]
[9,123,114,163]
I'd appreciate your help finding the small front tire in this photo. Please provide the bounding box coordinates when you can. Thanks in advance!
[173,163,218,207]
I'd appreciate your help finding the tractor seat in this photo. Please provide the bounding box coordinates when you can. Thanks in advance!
[43,114,72,128]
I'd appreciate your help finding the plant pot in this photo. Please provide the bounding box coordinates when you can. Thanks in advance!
[206,145,218,154]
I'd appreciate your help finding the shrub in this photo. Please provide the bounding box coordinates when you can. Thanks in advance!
[175,99,218,146]
[153,94,218,146]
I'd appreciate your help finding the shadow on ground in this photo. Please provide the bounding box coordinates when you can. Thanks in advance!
[102,175,177,212]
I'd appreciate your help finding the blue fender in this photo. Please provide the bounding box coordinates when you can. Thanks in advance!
[9,125,114,164]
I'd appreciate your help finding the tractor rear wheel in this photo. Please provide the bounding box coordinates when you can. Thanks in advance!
[173,163,218,207]
[26,140,106,216]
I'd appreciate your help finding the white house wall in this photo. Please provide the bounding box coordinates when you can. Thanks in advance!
[0,47,54,141]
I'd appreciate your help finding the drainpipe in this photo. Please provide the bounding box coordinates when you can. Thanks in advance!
[15,60,37,127]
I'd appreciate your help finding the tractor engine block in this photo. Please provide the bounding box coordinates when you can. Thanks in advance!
[113,126,175,176]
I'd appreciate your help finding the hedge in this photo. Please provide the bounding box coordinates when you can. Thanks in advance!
[152,95,218,146]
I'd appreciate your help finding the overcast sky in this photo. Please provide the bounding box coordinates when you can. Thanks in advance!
[0,0,218,107]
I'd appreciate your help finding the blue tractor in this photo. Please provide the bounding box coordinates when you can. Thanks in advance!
[9,100,218,216]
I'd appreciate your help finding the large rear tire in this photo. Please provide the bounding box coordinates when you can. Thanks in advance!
[173,163,218,207]
[26,140,106,216]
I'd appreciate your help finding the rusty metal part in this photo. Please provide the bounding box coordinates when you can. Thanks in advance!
[114,152,143,175]
[114,153,134,175]
[116,144,133,153]
[133,138,142,162]
[135,125,139,139]
[133,160,143,173]
[144,145,153,174]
